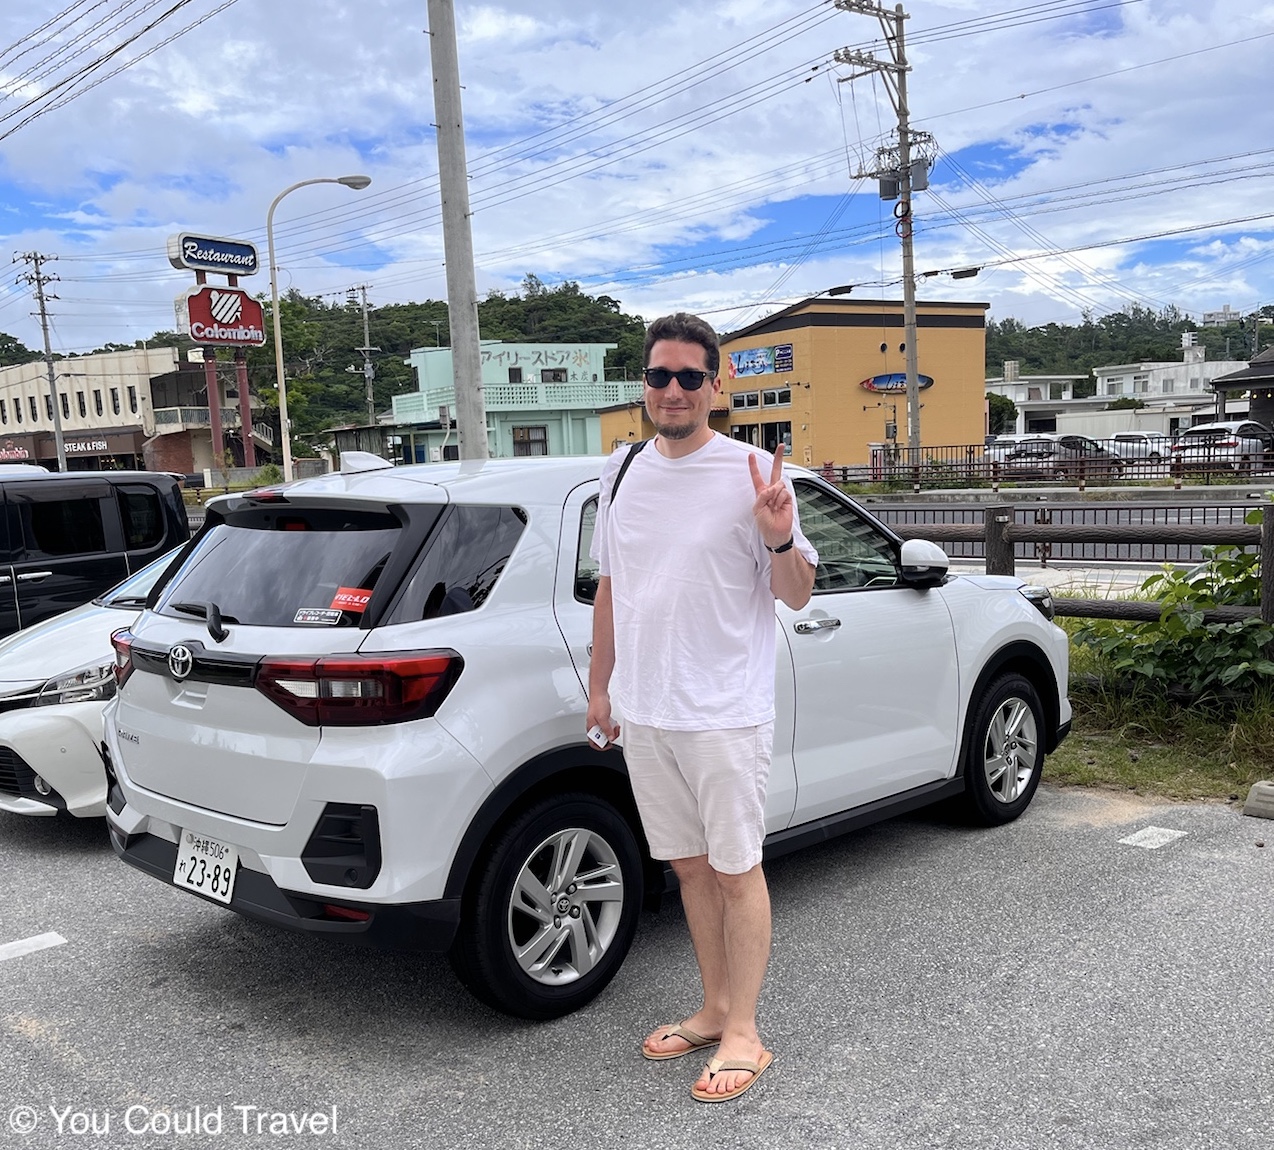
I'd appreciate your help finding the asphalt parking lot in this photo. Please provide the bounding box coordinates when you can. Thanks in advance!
[1,785,1269,1150]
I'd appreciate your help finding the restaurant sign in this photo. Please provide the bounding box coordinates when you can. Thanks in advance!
[167,233,260,277]
[176,286,267,347]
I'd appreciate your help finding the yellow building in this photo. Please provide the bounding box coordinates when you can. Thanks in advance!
[599,296,988,464]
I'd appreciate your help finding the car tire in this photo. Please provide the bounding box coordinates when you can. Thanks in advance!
[959,672,1045,826]
[448,791,644,1020]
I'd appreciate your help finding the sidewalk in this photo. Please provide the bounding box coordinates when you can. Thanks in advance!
[950,558,1161,599]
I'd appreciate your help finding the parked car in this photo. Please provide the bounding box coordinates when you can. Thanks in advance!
[983,434,1038,467]
[1001,434,1125,480]
[0,470,189,640]
[103,453,1071,1019]
[1170,421,1274,474]
[0,548,180,818]
[1108,431,1173,461]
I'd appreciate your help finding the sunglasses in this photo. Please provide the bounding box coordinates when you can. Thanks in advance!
[643,367,713,391]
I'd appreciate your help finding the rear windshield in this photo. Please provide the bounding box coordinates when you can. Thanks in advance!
[1180,428,1230,440]
[157,507,416,627]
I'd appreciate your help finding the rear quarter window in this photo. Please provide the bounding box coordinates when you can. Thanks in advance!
[385,504,527,623]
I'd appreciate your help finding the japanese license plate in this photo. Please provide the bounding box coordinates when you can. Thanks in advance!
[174,830,239,904]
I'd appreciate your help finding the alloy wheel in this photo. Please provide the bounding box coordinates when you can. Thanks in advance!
[983,695,1039,804]
[506,826,626,986]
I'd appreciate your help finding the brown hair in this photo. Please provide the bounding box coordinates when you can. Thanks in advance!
[643,312,720,378]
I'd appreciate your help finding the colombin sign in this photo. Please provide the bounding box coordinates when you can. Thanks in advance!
[176,286,267,347]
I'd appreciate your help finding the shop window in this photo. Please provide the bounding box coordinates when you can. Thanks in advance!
[61,393,70,419]
[0,400,6,425]
[731,425,759,446]
[77,392,86,418]
[761,388,791,407]
[111,387,121,415]
[128,386,138,413]
[761,421,792,455]
[512,426,548,457]
[94,390,104,416]
[540,369,567,383]
[29,396,39,422]
[731,391,760,410]
[45,396,53,421]
[508,367,523,383]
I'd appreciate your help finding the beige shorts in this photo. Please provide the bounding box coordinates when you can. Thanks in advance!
[622,721,773,875]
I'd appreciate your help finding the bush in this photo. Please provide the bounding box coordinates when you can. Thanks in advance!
[1072,509,1274,700]
[254,463,284,485]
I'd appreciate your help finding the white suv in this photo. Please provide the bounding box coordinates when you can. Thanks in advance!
[104,454,1071,1019]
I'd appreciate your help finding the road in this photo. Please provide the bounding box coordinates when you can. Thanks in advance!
[1,787,1269,1149]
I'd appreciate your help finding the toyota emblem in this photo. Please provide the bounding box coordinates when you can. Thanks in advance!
[168,644,194,680]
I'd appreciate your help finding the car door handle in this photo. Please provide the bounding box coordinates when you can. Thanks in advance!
[794,617,841,634]
[0,576,9,584]
[16,571,52,582]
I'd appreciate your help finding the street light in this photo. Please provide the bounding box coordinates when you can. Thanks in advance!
[267,174,371,480]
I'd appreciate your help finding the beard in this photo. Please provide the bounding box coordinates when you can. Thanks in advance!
[652,418,698,440]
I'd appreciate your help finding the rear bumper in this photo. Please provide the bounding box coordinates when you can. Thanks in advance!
[108,823,460,952]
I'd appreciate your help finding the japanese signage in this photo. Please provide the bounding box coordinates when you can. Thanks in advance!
[176,287,267,347]
[167,233,260,276]
[728,344,794,378]
[858,372,935,393]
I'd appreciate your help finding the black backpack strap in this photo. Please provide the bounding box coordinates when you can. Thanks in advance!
[608,438,648,504]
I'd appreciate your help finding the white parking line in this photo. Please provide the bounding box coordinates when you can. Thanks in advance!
[0,932,67,962]
[1119,826,1188,850]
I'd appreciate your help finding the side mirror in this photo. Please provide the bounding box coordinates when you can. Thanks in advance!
[899,538,949,587]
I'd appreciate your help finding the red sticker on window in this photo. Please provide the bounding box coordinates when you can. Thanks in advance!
[331,587,372,613]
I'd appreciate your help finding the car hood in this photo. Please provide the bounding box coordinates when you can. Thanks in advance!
[953,574,1027,592]
[0,601,139,687]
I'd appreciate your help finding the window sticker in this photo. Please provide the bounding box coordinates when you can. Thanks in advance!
[294,607,342,626]
[331,587,372,613]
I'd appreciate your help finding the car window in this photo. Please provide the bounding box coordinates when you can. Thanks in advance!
[117,486,164,549]
[16,492,108,556]
[158,507,408,627]
[793,481,898,592]
[575,497,600,605]
[385,504,527,623]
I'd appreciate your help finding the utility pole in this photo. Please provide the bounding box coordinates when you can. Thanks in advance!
[13,251,67,471]
[346,284,379,425]
[426,0,488,460]
[835,1,934,454]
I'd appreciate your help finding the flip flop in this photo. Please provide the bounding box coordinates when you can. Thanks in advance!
[641,1023,721,1061]
[690,1050,775,1103]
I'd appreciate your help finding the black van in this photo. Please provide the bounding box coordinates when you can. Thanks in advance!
[0,470,190,638]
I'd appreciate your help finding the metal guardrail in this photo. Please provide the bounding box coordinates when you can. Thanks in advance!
[886,503,1274,624]
[821,439,1274,491]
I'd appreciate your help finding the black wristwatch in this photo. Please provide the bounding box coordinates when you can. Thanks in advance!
[766,536,795,554]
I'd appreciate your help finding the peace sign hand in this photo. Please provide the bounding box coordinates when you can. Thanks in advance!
[748,443,793,550]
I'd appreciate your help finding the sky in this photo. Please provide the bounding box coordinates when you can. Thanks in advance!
[0,0,1272,356]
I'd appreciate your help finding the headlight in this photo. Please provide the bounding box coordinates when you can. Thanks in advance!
[34,661,118,706]
[1018,585,1055,621]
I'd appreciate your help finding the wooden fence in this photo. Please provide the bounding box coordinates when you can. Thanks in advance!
[891,504,1274,625]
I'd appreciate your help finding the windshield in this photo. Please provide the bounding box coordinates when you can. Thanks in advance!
[96,548,181,609]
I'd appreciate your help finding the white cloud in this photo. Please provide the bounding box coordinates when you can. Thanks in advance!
[0,0,1271,352]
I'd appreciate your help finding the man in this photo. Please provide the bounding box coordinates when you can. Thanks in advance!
[587,312,817,1103]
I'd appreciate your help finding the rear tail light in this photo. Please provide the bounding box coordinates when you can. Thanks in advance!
[110,629,135,688]
[255,650,463,726]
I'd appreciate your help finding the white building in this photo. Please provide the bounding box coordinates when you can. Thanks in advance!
[986,338,1251,439]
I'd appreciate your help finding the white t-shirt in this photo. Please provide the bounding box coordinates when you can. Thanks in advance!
[591,433,818,730]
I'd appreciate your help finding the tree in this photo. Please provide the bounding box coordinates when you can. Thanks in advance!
[0,333,40,367]
[986,393,1017,435]
[1106,396,1146,410]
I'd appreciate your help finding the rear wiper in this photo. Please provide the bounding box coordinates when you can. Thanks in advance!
[171,600,236,642]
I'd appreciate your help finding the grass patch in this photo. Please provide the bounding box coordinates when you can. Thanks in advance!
[1050,617,1274,799]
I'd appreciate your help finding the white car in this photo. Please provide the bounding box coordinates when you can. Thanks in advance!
[1107,431,1173,461]
[0,551,178,818]
[1170,421,1274,473]
[104,454,1071,1019]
